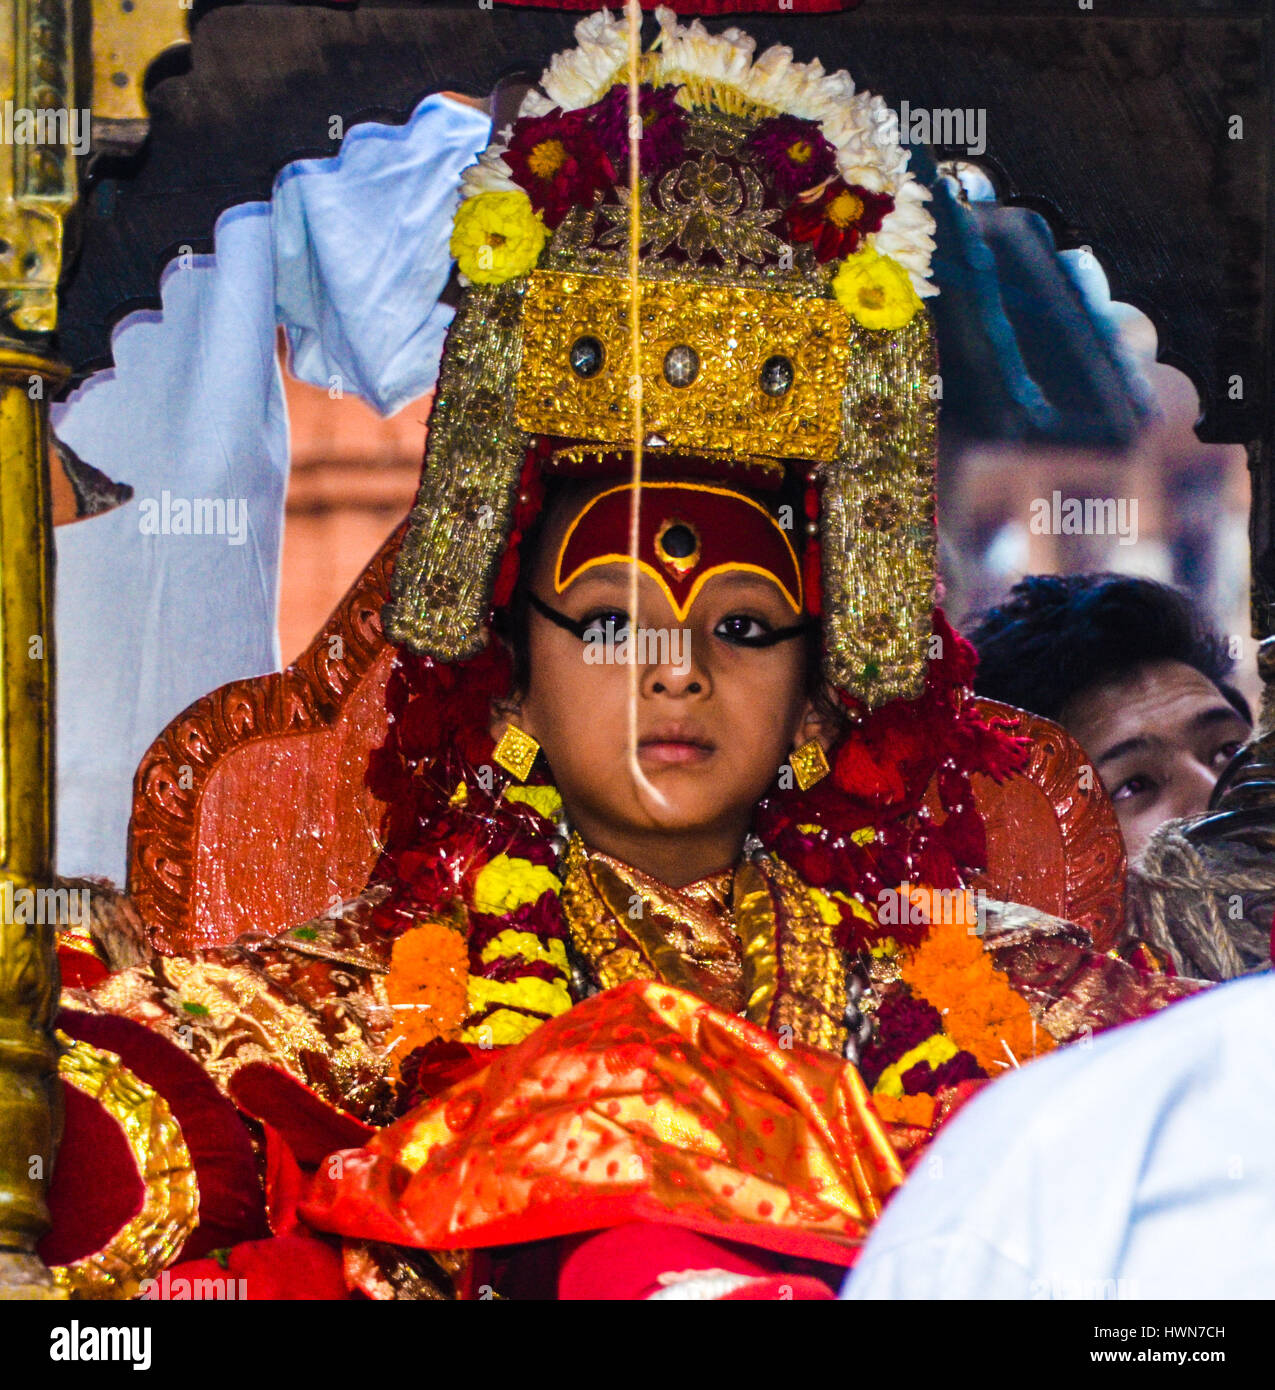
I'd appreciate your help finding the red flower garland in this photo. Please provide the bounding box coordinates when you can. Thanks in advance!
[785,179,895,262]
[743,115,838,199]
[755,610,1030,953]
[588,84,687,178]
[503,109,616,229]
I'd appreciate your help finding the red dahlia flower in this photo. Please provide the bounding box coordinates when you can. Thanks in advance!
[744,115,837,199]
[589,83,686,177]
[504,109,616,229]
[785,179,895,262]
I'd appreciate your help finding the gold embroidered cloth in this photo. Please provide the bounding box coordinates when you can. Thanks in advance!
[69,908,398,1125]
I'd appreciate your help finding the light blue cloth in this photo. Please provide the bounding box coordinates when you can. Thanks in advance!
[842,974,1275,1300]
[51,95,491,883]
[273,96,490,413]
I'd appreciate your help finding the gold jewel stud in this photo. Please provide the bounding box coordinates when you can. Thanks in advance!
[654,516,701,578]
[493,725,541,783]
[790,738,830,792]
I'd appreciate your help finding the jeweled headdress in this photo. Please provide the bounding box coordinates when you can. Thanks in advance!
[386,7,939,704]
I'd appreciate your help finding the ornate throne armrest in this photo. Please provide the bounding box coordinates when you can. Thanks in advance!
[127,528,404,954]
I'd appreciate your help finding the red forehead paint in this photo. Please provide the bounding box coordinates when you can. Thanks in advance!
[555,482,802,620]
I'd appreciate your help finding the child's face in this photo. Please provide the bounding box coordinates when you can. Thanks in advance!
[497,483,819,881]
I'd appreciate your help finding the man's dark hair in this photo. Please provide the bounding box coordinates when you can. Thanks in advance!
[965,573,1251,725]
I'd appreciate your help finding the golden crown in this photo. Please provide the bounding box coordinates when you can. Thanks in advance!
[386,9,940,705]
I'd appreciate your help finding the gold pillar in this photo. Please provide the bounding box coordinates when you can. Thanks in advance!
[0,0,184,1297]
[0,0,72,1297]
[0,349,59,1298]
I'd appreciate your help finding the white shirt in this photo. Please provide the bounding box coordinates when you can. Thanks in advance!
[842,972,1275,1299]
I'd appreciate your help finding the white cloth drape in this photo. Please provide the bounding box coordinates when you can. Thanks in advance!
[52,94,491,882]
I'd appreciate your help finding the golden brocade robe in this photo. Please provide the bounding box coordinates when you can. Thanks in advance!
[55,842,1200,1291]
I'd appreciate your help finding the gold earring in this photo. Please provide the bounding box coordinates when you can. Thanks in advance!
[493,724,541,783]
[790,738,830,792]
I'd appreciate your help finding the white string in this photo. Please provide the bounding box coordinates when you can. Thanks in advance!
[624,0,669,816]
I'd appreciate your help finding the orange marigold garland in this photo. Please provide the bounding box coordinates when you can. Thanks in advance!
[870,1092,937,1129]
[899,922,1055,1074]
[365,586,1041,1111]
[384,911,470,1076]
[755,610,1030,955]
[368,740,575,1089]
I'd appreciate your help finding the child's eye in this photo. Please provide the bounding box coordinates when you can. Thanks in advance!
[714,613,772,646]
[580,609,629,638]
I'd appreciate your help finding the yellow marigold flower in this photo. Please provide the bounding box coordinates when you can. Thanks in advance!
[461,1008,544,1048]
[466,974,573,1019]
[873,1033,958,1100]
[808,888,843,927]
[869,935,900,958]
[830,890,876,925]
[479,929,569,972]
[851,827,876,846]
[832,246,922,330]
[471,854,562,916]
[504,785,564,822]
[796,823,823,835]
[450,191,547,285]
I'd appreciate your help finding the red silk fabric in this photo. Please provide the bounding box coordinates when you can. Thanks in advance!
[303,980,907,1267]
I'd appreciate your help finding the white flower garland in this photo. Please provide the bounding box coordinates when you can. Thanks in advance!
[462,6,937,299]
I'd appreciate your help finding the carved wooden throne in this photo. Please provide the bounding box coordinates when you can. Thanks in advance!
[126,527,1127,956]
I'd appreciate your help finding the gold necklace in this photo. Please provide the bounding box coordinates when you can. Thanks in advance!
[561,834,847,1054]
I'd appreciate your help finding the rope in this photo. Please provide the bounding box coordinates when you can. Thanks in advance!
[1125,820,1273,981]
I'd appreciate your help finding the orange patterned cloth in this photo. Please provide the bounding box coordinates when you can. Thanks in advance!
[303,979,909,1266]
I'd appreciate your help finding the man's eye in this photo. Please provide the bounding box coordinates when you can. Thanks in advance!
[1112,775,1155,802]
[580,609,629,637]
[714,614,771,645]
[1213,739,1244,768]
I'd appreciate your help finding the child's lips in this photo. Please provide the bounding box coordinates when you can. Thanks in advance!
[638,731,716,766]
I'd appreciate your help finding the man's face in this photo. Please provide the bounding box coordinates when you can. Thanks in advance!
[495,484,815,881]
[1061,659,1250,862]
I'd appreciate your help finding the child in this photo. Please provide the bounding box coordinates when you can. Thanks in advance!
[50,11,1199,1300]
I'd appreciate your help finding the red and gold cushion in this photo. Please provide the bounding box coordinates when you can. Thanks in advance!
[39,1007,268,1298]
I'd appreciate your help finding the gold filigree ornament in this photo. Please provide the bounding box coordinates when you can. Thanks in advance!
[50,1037,198,1299]
[515,270,851,462]
[492,724,541,783]
[790,738,831,792]
[386,9,940,706]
